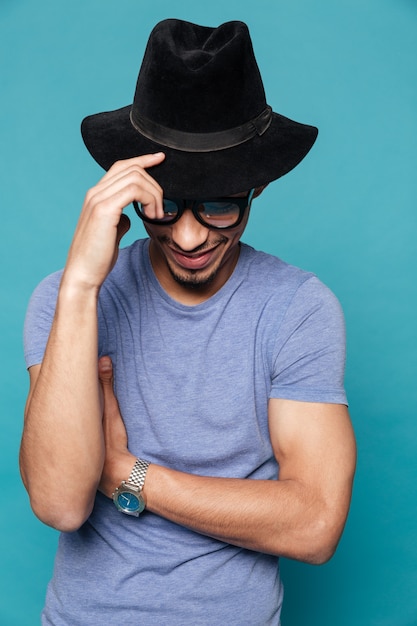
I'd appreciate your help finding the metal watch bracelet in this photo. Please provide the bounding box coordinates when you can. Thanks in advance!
[128,458,150,491]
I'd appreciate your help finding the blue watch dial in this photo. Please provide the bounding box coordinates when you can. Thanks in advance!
[113,481,146,516]
[117,491,141,512]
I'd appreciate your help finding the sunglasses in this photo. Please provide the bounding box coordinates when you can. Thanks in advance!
[133,189,255,230]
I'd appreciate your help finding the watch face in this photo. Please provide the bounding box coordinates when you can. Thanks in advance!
[113,485,146,516]
[117,491,141,512]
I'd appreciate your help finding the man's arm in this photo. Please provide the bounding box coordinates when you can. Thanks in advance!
[20,154,166,531]
[99,358,356,563]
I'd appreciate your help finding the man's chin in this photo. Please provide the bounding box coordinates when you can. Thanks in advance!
[167,264,217,289]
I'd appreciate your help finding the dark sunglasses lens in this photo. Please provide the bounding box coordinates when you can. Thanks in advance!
[198,201,241,228]
[162,200,179,220]
[137,200,179,223]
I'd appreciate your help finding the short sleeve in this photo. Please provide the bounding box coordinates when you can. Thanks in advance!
[23,270,111,368]
[270,276,348,405]
[23,271,63,368]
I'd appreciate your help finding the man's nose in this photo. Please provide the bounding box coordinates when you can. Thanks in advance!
[170,207,210,251]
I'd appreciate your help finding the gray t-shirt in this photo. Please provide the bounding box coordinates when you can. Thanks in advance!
[24,239,347,626]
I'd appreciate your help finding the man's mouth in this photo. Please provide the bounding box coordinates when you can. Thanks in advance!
[170,246,219,270]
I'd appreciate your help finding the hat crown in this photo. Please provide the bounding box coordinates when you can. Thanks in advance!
[81,19,318,197]
[133,19,266,134]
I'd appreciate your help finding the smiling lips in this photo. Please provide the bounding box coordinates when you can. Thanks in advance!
[170,246,219,270]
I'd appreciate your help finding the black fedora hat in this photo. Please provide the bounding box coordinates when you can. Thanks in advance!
[81,19,318,197]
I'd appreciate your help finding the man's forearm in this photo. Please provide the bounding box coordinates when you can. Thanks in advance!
[144,464,347,564]
[102,457,347,564]
[20,283,104,531]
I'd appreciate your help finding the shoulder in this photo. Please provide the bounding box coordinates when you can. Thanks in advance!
[240,243,312,285]
[238,244,345,336]
[240,243,336,305]
[24,270,64,368]
[27,269,64,307]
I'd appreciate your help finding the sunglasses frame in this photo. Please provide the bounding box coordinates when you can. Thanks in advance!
[132,188,255,230]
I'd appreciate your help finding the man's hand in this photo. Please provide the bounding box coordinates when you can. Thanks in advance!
[97,356,136,498]
[62,153,166,292]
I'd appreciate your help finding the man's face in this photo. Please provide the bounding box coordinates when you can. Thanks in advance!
[144,190,259,303]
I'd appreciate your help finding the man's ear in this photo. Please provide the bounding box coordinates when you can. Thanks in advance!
[253,184,269,199]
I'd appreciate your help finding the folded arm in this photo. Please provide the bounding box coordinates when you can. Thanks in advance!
[21,296,103,531]
[19,154,166,531]
[99,359,356,563]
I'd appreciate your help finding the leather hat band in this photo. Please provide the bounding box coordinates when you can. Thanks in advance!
[129,106,273,152]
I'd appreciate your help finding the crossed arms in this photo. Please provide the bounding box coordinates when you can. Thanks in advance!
[20,155,356,564]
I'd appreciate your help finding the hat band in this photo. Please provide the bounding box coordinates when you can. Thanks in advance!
[129,106,273,152]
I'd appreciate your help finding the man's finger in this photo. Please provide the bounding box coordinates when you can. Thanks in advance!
[102,152,166,185]
[98,356,113,385]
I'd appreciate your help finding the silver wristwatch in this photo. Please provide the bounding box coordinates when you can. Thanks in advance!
[112,458,150,517]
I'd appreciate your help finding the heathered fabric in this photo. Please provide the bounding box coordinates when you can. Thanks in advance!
[24,240,347,625]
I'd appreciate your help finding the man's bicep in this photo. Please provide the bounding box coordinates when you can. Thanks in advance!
[269,399,356,525]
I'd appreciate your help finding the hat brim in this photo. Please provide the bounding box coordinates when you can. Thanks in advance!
[81,105,318,197]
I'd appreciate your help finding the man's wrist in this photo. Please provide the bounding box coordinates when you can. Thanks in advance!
[99,453,136,499]
[59,273,102,300]
[127,458,150,488]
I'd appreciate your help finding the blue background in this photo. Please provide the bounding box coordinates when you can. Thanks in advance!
[1,1,416,624]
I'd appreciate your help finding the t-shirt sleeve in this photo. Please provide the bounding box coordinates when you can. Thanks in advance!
[270,275,348,405]
[23,271,63,369]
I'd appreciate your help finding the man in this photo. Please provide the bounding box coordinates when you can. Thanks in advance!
[20,19,356,625]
